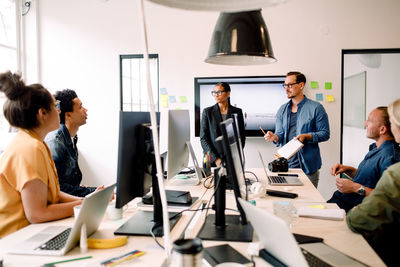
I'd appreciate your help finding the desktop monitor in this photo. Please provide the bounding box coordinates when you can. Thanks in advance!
[231,113,245,169]
[114,111,181,237]
[197,118,253,242]
[164,109,190,180]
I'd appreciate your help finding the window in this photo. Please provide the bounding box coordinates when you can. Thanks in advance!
[120,54,159,112]
[0,1,17,137]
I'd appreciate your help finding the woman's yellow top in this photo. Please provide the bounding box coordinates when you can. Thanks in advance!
[0,129,60,238]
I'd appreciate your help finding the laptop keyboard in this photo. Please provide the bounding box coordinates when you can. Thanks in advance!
[301,247,333,267]
[269,176,288,184]
[37,228,71,251]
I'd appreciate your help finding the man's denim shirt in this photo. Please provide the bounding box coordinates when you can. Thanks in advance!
[45,124,95,197]
[275,96,330,174]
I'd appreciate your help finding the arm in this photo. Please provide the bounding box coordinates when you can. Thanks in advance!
[335,177,374,196]
[271,106,285,145]
[237,110,246,148]
[308,104,330,144]
[330,163,357,177]
[346,166,400,233]
[200,109,219,163]
[21,179,82,223]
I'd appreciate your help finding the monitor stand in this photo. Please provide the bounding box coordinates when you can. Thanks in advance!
[197,167,253,242]
[114,210,181,237]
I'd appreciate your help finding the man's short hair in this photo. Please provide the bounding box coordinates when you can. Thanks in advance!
[376,106,393,137]
[55,89,78,124]
[287,71,306,85]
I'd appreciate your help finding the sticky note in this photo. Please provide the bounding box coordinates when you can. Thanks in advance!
[325,82,332,90]
[326,95,335,102]
[310,81,319,89]
[307,204,326,209]
[160,88,167,95]
[169,96,176,103]
[316,93,323,101]
[160,95,168,107]
[179,96,187,103]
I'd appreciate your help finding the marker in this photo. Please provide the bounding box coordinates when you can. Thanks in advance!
[259,125,266,135]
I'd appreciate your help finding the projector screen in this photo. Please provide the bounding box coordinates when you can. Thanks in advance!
[195,76,288,137]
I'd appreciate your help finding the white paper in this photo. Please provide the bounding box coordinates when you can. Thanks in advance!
[276,138,304,159]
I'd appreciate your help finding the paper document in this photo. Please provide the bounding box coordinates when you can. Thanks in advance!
[297,206,345,221]
[275,138,304,159]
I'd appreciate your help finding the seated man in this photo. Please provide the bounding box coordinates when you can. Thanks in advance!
[328,107,400,212]
[45,89,99,197]
[346,99,400,266]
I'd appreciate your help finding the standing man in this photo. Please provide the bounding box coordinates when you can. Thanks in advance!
[45,89,99,197]
[264,71,330,188]
[328,107,400,212]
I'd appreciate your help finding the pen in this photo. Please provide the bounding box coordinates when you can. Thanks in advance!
[108,251,145,267]
[101,250,140,265]
[43,256,92,266]
[259,125,266,135]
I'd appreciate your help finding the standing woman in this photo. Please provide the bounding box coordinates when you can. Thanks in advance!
[0,71,82,238]
[200,82,245,167]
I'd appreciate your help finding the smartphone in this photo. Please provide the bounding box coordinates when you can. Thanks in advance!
[340,173,352,180]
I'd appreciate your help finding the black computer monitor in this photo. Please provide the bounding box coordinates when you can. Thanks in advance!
[114,111,181,237]
[197,118,253,242]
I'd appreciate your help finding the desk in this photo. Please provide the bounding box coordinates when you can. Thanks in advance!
[0,170,385,266]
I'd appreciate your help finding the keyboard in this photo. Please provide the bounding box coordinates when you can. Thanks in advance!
[269,176,288,184]
[37,228,71,251]
[301,247,332,267]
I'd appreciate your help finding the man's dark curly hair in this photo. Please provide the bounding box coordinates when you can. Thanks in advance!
[54,89,77,124]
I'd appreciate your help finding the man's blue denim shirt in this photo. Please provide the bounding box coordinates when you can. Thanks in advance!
[275,96,330,174]
[45,124,95,197]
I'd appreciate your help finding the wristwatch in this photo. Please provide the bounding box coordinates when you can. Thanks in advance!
[357,186,366,196]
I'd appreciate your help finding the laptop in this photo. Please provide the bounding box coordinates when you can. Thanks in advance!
[258,151,303,186]
[238,198,366,267]
[8,183,116,256]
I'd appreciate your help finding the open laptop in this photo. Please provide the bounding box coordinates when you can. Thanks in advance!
[238,198,366,267]
[8,183,115,256]
[258,151,303,186]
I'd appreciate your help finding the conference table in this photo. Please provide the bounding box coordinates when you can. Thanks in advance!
[0,168,385,266]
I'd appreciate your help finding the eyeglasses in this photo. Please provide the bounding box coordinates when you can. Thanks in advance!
[55,100,61,111]
[211,90,226,96]
[282,82,299,89]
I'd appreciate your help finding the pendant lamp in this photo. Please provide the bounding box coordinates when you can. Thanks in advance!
[147,0,286,12]
[205,10,276,65]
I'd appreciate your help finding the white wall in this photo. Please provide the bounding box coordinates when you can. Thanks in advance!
[27,0,400,200]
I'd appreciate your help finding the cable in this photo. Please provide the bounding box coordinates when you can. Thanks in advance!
[150,224,164,249]
[245,170,259,182]
[22,1,31,16]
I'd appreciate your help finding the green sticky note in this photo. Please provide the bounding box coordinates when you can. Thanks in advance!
[310,81,319,89]
[325,82,332,90]
[179,96,187,103]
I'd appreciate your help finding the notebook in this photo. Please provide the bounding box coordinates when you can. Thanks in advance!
[8,184,116,256]
[275,138,304,159]
[258,151,303,186]
[202,244,252,267]
[238,198,366,267]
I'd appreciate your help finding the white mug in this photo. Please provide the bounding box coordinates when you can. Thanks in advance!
[73,204,82,218]
[106,202,124,220]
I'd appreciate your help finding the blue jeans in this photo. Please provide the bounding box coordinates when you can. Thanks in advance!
[306,170,320,188]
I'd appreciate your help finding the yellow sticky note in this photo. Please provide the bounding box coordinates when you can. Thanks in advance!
[307,204,326,209]
[160,95,168,108]
[326,95,335,102]
[310,81,319,89]
[179,96,187,103]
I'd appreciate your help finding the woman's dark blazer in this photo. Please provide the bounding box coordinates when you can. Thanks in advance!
[200,103,246,165]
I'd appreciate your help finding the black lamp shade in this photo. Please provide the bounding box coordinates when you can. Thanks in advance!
[205,10,276,65]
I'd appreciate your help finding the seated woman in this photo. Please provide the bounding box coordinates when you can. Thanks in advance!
[200,82,246,167]
[346,99,400,266]
[0,71,82,238]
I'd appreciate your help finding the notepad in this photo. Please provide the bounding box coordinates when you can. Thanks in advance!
[275,138,304,159]
[297,206,345,221]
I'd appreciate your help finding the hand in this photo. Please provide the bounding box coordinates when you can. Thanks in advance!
[264,131,277,142]
[294,133,311,143]
[335,177,356,193]
[215,158,222,166]
[330,163,345,176]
